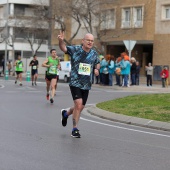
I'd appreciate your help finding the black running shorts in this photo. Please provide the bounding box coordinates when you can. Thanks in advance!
[31,69,38,76]
[16,71,23,75]
[69,86,89,105]
[45,74,57,81]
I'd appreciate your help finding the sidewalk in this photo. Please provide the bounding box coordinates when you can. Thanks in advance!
[92,81,170,93]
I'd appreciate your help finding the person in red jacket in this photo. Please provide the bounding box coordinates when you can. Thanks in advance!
[160,66,169,88]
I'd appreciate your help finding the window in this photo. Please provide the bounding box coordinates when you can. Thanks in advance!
[14,4,25,16]
[166,8,170,19]
[162,5,170,20]
[100,9,115,30]
[165,6,170,19]
[0,7,3,18]
[122,8,131,28]
[136,8,142,21]
[125,9,131,21]
[122,6,143,28]
[133,7,143,28]
[25,8,34,16]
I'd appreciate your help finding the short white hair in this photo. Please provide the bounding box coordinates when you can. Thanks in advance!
[131,57,136,62]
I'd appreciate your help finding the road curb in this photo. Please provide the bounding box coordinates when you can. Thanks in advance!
[85,105,170,132]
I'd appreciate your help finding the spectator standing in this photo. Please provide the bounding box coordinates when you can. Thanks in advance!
[7,61,12,75]
[1,56,4,74]
[130,57,136,85]
[99,56,104,85]
[145,63,153,87]
[160,66,169,88]
[108,55,115,86]
[100,55,109,85]
[119,53,131,87]
[115,56,122,86]
[135,61,140,85]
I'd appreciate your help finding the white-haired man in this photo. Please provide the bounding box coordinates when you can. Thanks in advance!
[58,31,100,138]
[145,62,153,86]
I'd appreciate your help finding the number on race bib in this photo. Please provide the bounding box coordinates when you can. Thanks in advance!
[78,63,91,76]
[33,66,37,70]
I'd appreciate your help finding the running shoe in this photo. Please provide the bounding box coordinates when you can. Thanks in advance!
[46,94,49,100]
[50,98,54,103]
[61,109,68,127]
[71,129,81,138]
[20,83,22,86]
[32,82,34,86]
[15,80,17,84]
[34,82,37,86]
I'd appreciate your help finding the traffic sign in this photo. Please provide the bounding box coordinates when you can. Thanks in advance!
[123,40,136,52]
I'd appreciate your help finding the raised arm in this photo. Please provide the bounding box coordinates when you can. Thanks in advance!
[57,31,67,53]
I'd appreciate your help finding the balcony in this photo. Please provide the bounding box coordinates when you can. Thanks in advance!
[0,20,6,27]
[122,21,131,28]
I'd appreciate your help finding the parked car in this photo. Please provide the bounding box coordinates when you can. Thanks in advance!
[59,61,71,83]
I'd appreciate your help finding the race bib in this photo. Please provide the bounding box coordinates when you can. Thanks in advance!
[19,64,22,69]
[33,66,37,70]
[49,66,56,74]
[78,63,91,76]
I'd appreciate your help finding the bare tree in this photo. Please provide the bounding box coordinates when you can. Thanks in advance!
[52,0,154,54]
[12,0,49,56]
[51,0,83,45]
[52,0,116,53]
[0,25,7,43]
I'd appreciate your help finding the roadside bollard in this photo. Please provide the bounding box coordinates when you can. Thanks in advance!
[26,71,31,82]
[5,70,9,80]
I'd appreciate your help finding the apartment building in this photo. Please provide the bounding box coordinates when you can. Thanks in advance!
[101,0,156,76]
[154,0,170,79]
[0,0,49,72]
[51,0,170,78]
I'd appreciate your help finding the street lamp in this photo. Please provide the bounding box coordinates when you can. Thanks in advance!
[4,0,9,74]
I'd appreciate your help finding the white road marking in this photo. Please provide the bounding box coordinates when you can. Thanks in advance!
[80,117,170,138]
[5,91,17,93]
[27,91,42,93]
[0,84,5,88]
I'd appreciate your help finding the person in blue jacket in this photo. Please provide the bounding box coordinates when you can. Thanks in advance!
[100,55,109,85]
[119,54,131,87]
[108,55,115,86]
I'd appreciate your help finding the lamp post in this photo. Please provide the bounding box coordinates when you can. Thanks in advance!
[4,0,9,76]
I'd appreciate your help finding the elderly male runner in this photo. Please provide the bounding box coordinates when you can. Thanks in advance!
[58,31,100,138]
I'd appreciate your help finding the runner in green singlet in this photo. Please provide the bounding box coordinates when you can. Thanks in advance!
[42,49,61,103]
[14,55,24,86]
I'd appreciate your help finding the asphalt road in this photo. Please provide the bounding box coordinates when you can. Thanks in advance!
[0,79,170,170]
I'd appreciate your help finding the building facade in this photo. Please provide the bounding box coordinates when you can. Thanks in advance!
[0,0,49,72]
[51,0,170,79]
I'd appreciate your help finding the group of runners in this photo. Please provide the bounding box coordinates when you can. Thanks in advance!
[14,55,39,86]
[14,49,60,104]
[13,31,100,138]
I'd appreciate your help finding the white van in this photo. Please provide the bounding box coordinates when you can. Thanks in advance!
[59,61,71,82]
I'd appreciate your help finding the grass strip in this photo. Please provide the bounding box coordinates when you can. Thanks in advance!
[96,94,170,122]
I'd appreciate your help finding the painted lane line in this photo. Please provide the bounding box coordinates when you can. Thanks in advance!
[27,91,42,93]
[80,117,170,138]
[0,84,5,88]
